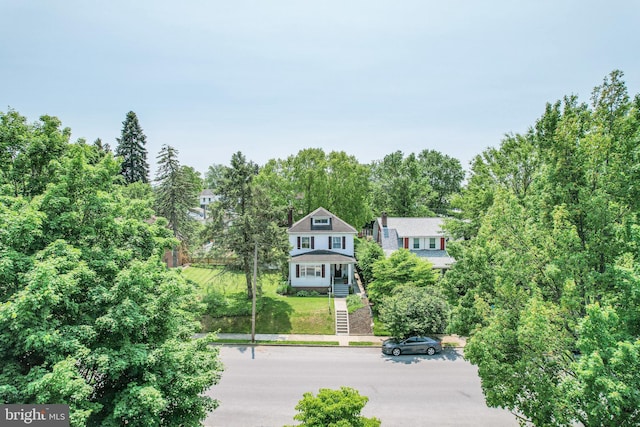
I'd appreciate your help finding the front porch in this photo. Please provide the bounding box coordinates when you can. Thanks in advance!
[289,250,356,293]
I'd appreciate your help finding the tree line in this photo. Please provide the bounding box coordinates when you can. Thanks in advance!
[2,69,639,425]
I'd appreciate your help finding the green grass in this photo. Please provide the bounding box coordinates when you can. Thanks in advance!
[349,341,375,346]
[346,294,365,313]
[182,266,335,335]
[372,314,390,336]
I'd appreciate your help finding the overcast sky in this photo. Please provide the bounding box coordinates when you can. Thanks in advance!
[2,1,639,177]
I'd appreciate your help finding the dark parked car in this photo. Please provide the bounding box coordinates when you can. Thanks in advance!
[382,336,442,356]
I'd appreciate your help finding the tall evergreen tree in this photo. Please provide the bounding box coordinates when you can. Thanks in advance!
[207,151,289,299]
[115,111,149,184]
[154,144,198,240]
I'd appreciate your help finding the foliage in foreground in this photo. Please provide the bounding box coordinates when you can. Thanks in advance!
[0,115,222,426]
[287,386,381,427]
[445,70,640,425]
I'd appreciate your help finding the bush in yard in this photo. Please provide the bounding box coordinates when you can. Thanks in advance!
[379,285,449,339]
[287,386,381,427]
[367,249,437,305]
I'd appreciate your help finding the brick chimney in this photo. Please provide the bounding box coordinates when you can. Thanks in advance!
[381,211,387,227]
[287,207,294,228]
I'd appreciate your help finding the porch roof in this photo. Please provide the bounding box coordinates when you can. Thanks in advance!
[289,250,356,264]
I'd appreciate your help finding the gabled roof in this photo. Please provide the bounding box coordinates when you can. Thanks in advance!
[200,189,215,197]
[288,207,357,234]
[377,217,445,237]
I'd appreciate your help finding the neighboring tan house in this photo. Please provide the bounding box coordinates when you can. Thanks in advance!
[372,212,456,273]
[288,207,357,296]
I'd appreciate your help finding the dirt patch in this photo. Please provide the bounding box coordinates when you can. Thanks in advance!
[349,305,374,335]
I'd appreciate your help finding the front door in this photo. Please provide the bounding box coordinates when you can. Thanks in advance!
[334,264,342,279]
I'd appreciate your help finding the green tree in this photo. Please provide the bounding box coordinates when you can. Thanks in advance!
[0,110,69,197]
[367,249,437,305]
[154,145,199,240]
[0,130,222,426]
[416,149,465,215]
[115,111,149,184]
[257,148,372,229]
[369,151,435,217]
[354,238,384,285]
[379,286,449,339]
[559,304,640,426]
[207,151,289,298]
[447,70,640,426]
[204,163,225,191]
[288,387,381,427]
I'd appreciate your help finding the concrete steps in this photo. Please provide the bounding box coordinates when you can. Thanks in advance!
[333,284,350,297]
[335,309,349,335]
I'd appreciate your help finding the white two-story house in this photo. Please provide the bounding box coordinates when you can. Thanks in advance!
[288,207,357,296]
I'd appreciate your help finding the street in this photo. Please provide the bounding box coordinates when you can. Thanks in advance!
[204,345,517,427]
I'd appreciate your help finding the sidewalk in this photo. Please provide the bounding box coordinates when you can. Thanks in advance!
[195,332,466,348]
[196,332,387,346]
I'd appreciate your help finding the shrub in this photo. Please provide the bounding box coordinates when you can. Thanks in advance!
[288,387,380,427]
[346,294,365,313]
[295,290,321,297]
[379,285,449,339]
[276,282,292,295]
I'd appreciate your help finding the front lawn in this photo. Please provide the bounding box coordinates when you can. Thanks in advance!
[182,266,334,334]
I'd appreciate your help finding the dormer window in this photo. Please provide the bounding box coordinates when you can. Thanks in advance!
[310,216,332,230]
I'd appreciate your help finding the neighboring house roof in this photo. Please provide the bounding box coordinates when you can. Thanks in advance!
[377,217,445,237]
[288,207,357,234]
[290,250,356,264]
[410,250,456,269]
[200,189,215,197]
[377,216,455,269]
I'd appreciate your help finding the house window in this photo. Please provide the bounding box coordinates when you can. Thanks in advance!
[301,237,310,249]
[301,265,322,277]
[429,238,436,249]
[413,238,420,249]
[332,236,342,249]
[312,217,330,225]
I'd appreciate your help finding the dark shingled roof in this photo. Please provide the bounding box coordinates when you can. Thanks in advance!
[289,250,356,264]
[288,207,357,234]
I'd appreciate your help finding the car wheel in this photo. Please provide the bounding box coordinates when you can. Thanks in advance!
[392,348,401,356]
[426,347,436,356]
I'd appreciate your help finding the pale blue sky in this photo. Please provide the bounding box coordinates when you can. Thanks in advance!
[2,1,639,177]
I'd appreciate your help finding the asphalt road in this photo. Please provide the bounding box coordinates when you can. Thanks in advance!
[204,345,517,427]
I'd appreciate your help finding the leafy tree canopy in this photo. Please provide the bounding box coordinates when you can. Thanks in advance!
[0,112,222,426]
[354,237,384,285]
[288,387,381,427]
[446,70,640,426]
[367,249,437,305]
[256,148,372,229]
[379,286,449,339]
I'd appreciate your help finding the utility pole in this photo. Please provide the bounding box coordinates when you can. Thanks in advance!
[251,241,258,343]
